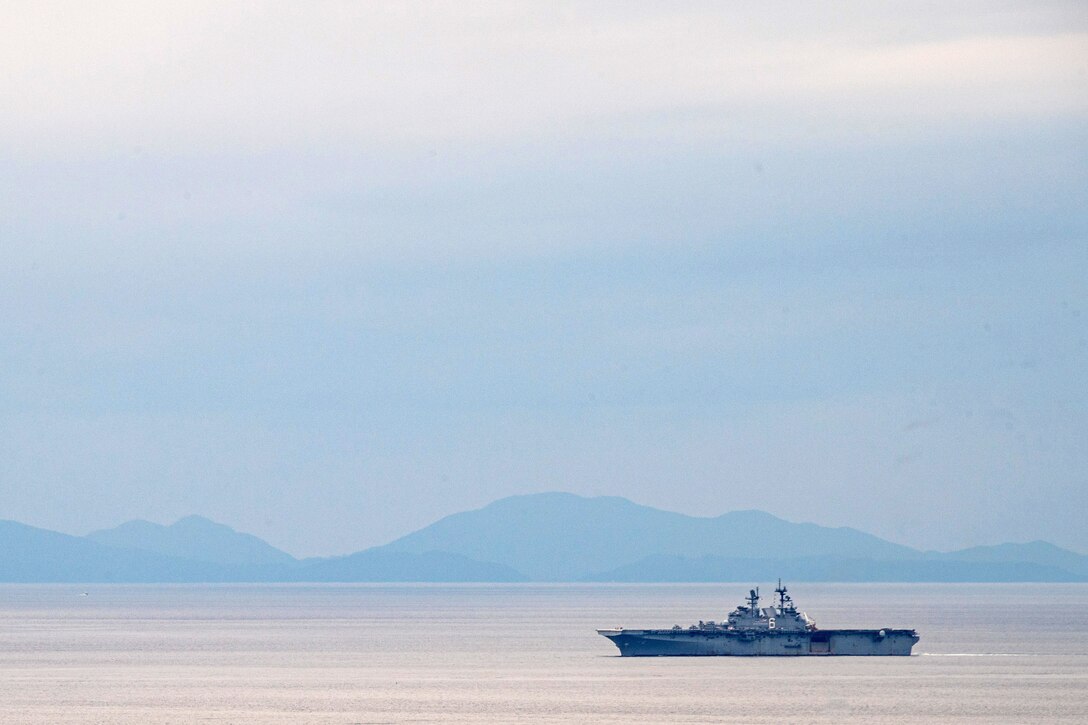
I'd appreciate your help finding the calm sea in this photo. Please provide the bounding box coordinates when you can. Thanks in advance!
[1,583,1086,723]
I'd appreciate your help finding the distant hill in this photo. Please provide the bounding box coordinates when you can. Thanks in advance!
[937,541,1088,578]
[293,550,525,582]
[0,515,529,583]
[0,518,519,583]
[586,554,1085,583]
[380,492,922,580]
[86,515,296,567]
[0,520,232,582]
[2,494,1086,582]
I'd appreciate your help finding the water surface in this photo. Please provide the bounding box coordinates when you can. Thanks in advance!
[1,583,1085,723]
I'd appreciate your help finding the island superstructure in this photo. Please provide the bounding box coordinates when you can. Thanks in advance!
[597,581,919,656]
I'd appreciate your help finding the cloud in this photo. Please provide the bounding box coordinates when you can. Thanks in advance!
[1,3,1084,155]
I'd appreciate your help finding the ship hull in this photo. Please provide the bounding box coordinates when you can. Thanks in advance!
[598,629,918,656]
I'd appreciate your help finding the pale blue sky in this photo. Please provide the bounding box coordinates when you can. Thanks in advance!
[1,1,1086,556]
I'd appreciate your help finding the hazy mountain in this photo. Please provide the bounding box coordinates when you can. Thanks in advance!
[587,554,1085,583]
[86,515,296,567]
[0,518,519,583]
[380,492,922,580]
[293,550,525,582]
[937,541,1088,577]
[0,520,231,582]
[4,495,1086,582]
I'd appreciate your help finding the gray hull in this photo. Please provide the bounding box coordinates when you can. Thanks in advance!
[600,629,919,656]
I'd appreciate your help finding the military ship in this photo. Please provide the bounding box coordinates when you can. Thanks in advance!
[597,581,919,656]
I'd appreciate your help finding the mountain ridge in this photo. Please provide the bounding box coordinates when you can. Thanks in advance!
[380,492,923,580]
[1,493,1085,582]
[86,515,296,567]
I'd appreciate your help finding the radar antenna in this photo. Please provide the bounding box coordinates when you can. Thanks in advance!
[775,579,792,609]
[747,587,760,612]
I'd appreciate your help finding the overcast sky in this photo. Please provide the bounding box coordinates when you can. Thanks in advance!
[1,1,1086,556]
